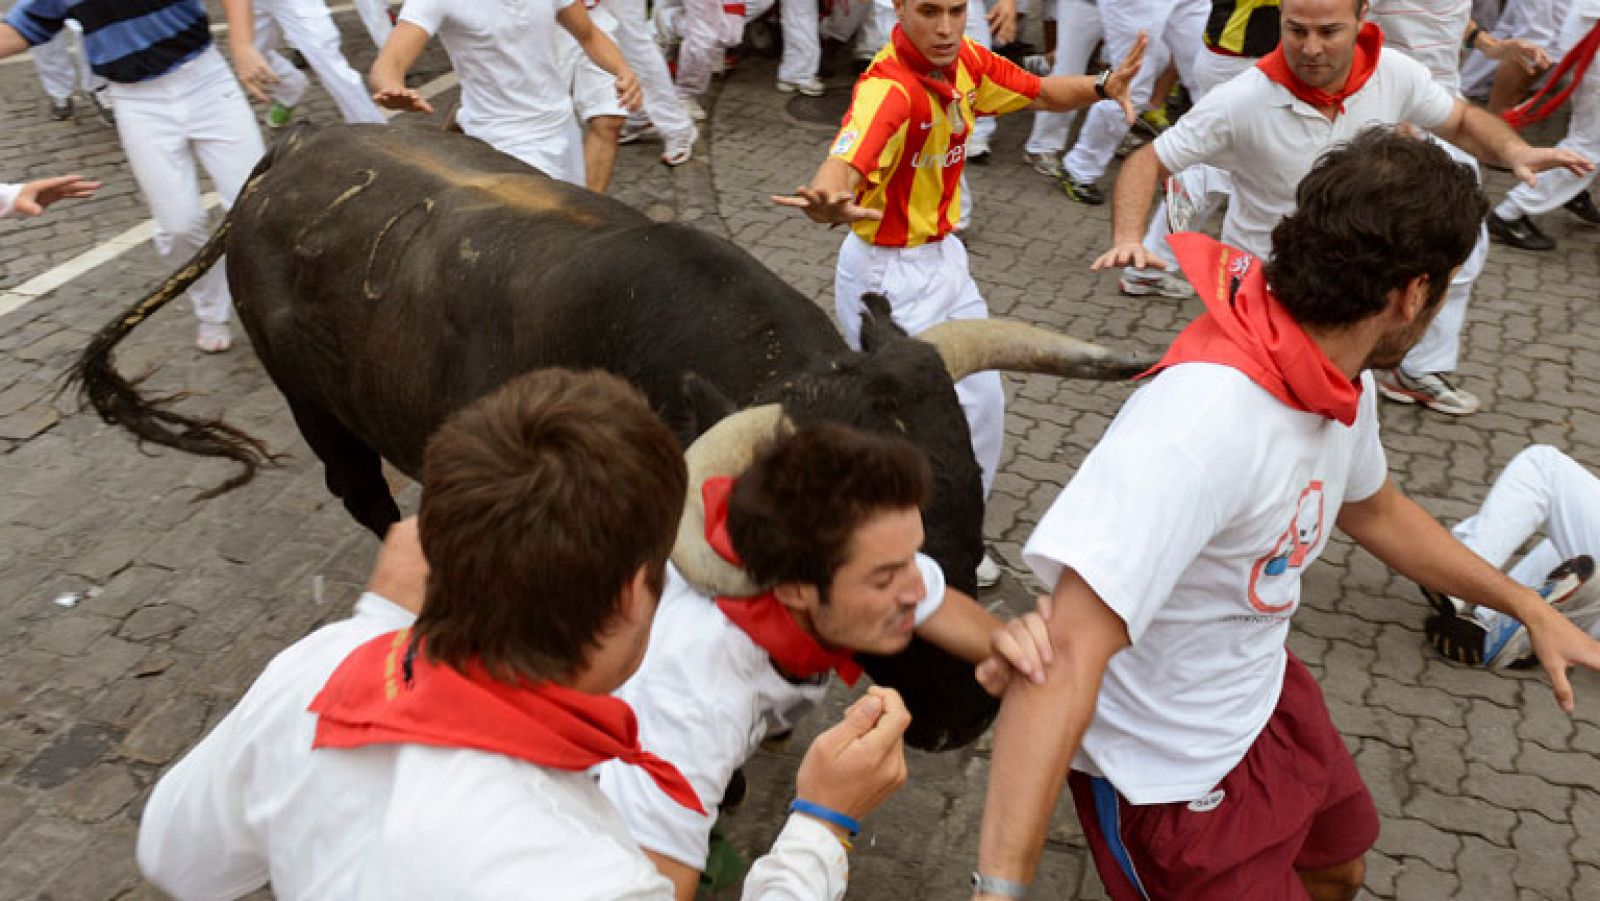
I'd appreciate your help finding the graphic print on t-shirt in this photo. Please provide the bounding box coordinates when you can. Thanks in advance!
[1248,480,1325,613]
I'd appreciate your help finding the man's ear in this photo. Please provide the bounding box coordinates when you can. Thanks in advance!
[618,566,657,628]
[774,581,820,613]
[1396,273,1431,322]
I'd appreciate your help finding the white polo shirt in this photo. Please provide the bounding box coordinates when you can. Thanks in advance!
[1367,0,1473,95]
[1153,50,1457,259]
[1024,366,1387,805]
[137,592,851,900]
[597,558,946,870]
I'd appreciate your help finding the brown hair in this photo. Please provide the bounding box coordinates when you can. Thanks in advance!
[413,369,686,683]
[727,423,931,597]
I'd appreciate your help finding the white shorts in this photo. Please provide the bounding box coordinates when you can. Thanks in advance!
[559,10,627,121]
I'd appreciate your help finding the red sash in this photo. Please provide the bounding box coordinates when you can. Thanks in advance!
[1256,22,1383,115]
[1142,234,1361,425]
[310,629,706,814]
[1504,22,1600,129]
[701,477,865,685]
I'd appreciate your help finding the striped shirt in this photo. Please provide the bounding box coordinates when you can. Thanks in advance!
[6,0,212,84]
[1204,0,1281,58]
[830,29,1039,248]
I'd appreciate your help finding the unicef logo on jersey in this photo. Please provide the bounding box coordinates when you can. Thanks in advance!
[912,143,968,170]
[1246,480,1325,614]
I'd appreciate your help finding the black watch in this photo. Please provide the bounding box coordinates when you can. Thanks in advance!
[1094,68,1113,100]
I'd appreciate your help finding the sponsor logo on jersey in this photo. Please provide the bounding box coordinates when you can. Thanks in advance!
[911,142,968,169]
[832,128,860,155]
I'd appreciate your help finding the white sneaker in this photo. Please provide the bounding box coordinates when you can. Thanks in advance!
[661,126,697,166]
[618,117,657,145]
[976,553,1002,589]
[680,95,707,122]
[776,78,825,97]
[1376,369,1481,416]
[196,321,233,354]
[1119,268,1194,299]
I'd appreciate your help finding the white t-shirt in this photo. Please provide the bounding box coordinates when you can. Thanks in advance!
[1154,51,1457,259]
[138,592,849,900]
[1023,365,1387,805]
[1367,0,1473,95]
[399,0,581,179]
[597,557,946,869]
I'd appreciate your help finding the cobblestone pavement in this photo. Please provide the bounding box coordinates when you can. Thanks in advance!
[2,13,1598,900]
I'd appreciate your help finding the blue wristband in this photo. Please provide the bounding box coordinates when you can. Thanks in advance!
[789,799,861,836]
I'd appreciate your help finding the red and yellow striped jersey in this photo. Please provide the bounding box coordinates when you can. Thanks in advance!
[830,28,1040,248]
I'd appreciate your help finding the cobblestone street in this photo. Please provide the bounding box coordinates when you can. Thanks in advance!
[1,9,1598,899]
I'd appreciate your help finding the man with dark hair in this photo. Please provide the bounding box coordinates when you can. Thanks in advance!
[598,422,1046,899]
[138,369,913,900]
[968,129,1600,900]
[1097,0,1590,415]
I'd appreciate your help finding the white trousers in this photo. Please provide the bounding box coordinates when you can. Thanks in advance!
[604,0,694,137]
[1134,48,1253,270]
[835,233,1004,497]
[353,0,393,49]
[1402,139,1487,376]
[1453,445,1600,639]
[1501,13,1600,217]
[107,48,266,327]
[32,21,102,101]
[958,0,993,228]
[1024,0,1104,156]
[777,0,822,85]
[1460,0,1567,96]
[1064,0,1206,183]
[256,0,386,123]
[676,0,742,95]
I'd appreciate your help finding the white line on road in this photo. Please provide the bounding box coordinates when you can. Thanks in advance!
[0,71,457,323]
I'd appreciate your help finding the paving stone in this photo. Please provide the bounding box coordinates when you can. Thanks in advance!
[14,723,123,791]
[116,604,196,643]
[1404,786,1517,847]
[1511,812,1577,899]
[1461,762,1574,824]
[118,696,211,767]
[57,762,141,824]
[1377,817,1461,871]
[1392,856,1459,900]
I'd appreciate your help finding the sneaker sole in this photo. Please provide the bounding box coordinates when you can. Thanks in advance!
[1375,382,1477,416]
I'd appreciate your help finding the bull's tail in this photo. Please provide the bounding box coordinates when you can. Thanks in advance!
[67,208,277,499]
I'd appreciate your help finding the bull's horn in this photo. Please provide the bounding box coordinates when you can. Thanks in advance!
[918,319,1157,382]
[671,404,786,599]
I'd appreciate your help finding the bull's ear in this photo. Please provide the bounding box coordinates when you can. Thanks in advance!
[679,372,739,440]
[858,293,907,353]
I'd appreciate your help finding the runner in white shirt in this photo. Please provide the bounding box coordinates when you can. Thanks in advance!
[600,423,1052,899]
[249,0,387,126]
[138,370,911,901]
[368,0,640,185]
[1096,0,1590,416]
[971,129,1600,901]
[556,0,629,191]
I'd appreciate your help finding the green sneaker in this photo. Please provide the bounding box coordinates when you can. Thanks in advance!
[267,102,296,129]
[1137,107,1172,137]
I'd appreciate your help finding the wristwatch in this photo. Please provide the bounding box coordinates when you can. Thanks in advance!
[972,872,1029,898]
[1094,68,1112,100]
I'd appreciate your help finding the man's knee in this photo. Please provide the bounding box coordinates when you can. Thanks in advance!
[588,115,624,141]
[1298,855,1365,901]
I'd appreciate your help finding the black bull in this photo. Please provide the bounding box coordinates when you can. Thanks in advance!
[71,121,1153,751]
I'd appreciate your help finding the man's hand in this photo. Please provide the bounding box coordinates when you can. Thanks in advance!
[986,0,1017,45]
[1482,35,1551,76]
[794,687,909,824]
[229,41,279,103]
[976,595,1055,696]
[366,517,429,614]
[372,88,434,114]
[1524,602,1600,713]
[1104,32,1149,124]
[12,174,100,217]
[1091,240,1167,271]
[1506,145,1594,187]
[772,185,884,225]
[614,68,643,113]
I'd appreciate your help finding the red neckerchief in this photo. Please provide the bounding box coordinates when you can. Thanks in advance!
[309,629,706,814]
[880,24,963,104]
[1141,234,1362,425]
[1504,21,1600,129]
[701,477,865,686]
[1257,22,1383,115]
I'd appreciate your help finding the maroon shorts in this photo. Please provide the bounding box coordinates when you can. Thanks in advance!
[1069,653,1378,900]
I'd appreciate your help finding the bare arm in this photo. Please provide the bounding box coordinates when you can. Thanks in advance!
[1467,21,1551,76]
[916,589,1001,665]
[973,568,1129,895]
[556,4,641,112]
[0,23,29,59]
[642,851,698,901]
[1432,99,1593,185]
[369,21,433,113]
[1032,32,1144,118]
[1089,142,1170,271]
[218,0,278,102]
[1337,478,1600,712]
[772,156,882,225]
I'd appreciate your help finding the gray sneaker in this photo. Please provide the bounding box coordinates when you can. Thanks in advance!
[1377,369,1481,416]
[1023,151,1063,179]
[1119,269,1194,299]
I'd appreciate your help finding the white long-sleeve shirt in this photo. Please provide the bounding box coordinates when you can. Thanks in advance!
[137,592,849,900]
[1,183,21,218]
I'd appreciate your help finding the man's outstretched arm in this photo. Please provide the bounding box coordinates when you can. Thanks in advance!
[1090,142,1171,272]
[1337,478,1600,712]
[973,567,1128,897]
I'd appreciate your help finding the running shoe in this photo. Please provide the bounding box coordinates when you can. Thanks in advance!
[1484,555,1597,668]
[776,78,825,97]
[618,117,657,145]
[1023,151,1063,179]
[1119,269,1194,299]
[49,97,73,120]
[661,126,697,167]
[1376,369,1481,416]
[1058,172,1104,205]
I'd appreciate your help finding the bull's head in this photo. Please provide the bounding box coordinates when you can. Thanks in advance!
[671,295,1152,750]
